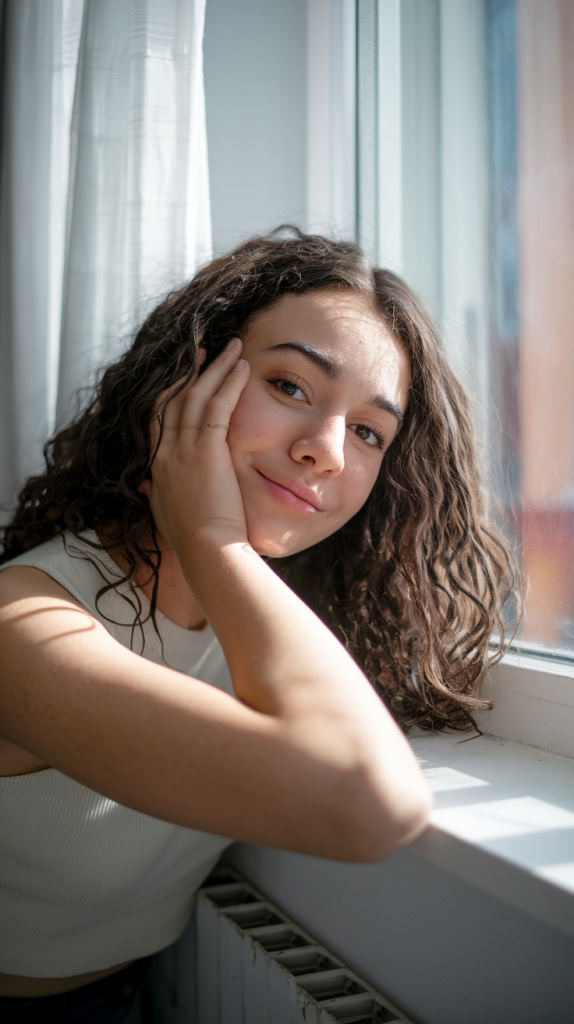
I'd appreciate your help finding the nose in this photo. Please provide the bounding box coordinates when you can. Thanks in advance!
[290,415,346,475]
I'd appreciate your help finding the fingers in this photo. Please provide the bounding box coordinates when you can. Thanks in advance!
[151,356,203,447]
[199,358,249,437]
[158,353,205,433]
[178,338,244,431]
[149,340,246,458]
[144,341,250,548]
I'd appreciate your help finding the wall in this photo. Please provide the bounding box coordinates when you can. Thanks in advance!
[204,0,308,252]
[225,841,574,1024]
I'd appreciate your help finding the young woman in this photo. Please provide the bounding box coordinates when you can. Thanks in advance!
[0,231,515,1020]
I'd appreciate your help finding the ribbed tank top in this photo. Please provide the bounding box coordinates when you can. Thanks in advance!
[0,531,234,977]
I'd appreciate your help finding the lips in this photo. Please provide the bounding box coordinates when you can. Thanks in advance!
[255,469,323,513]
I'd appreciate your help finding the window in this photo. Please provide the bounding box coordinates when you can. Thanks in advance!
[356,0,574,659]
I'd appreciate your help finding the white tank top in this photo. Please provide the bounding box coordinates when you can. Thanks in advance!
[0,531,234,977]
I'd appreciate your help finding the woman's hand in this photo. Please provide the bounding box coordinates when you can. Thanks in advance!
[145,338,251,558]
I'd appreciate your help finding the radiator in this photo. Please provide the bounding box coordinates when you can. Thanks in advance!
[196,866,414,1024]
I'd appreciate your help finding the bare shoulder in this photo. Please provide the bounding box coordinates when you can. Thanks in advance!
[0,564,107,662]
[0,564,87,609]
[0,564,122,737]
[0,567,97,777]
[0,565,105,652]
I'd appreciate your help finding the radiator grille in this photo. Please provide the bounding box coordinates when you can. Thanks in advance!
[197,866,414,1024]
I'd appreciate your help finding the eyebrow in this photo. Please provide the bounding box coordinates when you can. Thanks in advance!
[370,393,404,425]
[267,342,342,381]
[266,341,404,425]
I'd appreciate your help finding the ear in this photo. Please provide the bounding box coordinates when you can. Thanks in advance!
[138,479,152,500]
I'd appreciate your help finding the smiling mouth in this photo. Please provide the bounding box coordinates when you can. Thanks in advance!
[255,470,322,514]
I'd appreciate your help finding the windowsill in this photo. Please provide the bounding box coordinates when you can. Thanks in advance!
[475,650,574,758]
[410,730,574,939]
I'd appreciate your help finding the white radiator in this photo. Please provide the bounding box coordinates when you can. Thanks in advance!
[196,866,414,1024]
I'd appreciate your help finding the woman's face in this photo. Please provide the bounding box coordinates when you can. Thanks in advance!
[228,288,410,558]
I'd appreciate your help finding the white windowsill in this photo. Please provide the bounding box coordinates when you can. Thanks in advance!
[475,650,574,759]
[410,729,574,939]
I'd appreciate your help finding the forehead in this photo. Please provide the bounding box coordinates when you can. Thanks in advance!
[243,288,410,399]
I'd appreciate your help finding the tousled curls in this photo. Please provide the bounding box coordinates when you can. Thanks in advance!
[0,228,519,731]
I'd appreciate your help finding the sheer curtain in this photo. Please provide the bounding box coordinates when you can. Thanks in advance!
[0,0,211,509]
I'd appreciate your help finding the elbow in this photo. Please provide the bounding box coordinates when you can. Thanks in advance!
[362,784,433,863]
[336,772,433,864]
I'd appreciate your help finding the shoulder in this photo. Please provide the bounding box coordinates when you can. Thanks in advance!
[0,536,107,640]
[0,564,87,610]
[0,529,92,613]
[0,532,112,620]
[0,566,99,655]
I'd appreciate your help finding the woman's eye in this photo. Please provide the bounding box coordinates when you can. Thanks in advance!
[271,379,307,401]
[352,424,384,449]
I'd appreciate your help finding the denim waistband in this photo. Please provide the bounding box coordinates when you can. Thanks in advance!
[0,956,152,1023]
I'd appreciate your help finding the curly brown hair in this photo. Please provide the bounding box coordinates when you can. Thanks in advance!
[0,228,518,731]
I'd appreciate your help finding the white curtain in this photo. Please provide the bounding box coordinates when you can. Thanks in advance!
[0,0,211,508]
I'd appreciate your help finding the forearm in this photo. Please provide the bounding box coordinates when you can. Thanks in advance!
[182,529,373,717]
[179,530,430,851]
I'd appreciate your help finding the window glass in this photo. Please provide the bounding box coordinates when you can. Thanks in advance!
[357,0,574,655]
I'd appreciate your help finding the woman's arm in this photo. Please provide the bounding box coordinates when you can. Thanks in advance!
[0,341,431,861]
[0,564,429,861]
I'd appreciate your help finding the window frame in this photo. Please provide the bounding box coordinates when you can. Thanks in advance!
[305,0,574,760]
[479,649,574,758]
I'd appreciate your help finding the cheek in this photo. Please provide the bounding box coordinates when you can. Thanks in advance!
[227,390,256,442]
[334,459,381,520]
[227,384,291,456]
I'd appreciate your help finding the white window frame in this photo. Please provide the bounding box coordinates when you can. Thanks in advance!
[306,0,357,238]
[478,650,574,759]
[306,0,574,762]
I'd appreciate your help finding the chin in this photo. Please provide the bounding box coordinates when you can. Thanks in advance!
[246,521,313,560]
[249,535,299,560]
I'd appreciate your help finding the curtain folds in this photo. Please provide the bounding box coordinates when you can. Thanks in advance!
[0,0,211,507]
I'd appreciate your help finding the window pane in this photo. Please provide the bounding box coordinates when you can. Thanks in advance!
[357,0,574,655]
